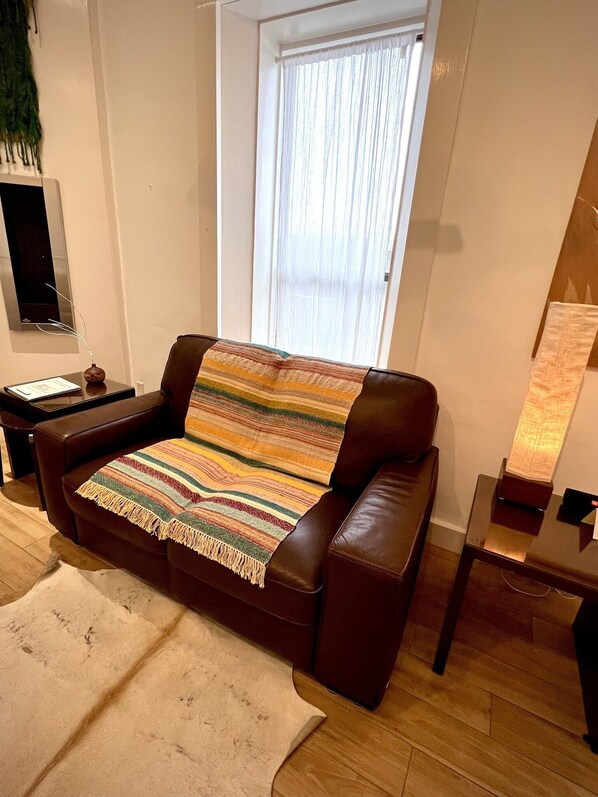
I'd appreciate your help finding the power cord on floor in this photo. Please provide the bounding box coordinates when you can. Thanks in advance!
[499,570,578,599]
[554,588,579,600]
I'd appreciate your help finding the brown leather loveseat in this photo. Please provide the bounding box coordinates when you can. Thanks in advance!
[35,334,438,708]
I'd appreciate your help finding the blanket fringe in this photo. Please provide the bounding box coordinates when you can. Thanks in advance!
[75,481,266,586]
[75,481,166,538]
[166,518,266,588]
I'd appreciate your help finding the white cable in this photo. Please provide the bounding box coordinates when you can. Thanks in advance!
[500,570,550,597]
[500,571,580,601]
[554,589,578,600]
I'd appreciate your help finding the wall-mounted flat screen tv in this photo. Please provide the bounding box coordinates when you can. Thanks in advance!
[0,175,73,332]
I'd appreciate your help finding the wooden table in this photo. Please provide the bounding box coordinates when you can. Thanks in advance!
[0,373,134,504]
[433,474,598,753]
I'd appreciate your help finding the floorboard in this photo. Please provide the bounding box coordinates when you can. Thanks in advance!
[491,697,598,793]
[391,649,492,734]
[403,749,495,797]
[378,684,594,797]
[410,622,586,735]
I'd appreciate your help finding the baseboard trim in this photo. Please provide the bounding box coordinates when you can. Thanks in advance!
[427,520,465,554]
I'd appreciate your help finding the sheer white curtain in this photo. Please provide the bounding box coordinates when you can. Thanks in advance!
[271,32,417,365]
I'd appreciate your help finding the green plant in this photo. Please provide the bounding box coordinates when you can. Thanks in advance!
[0,0,42,171]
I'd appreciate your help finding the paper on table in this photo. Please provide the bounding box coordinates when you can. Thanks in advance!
[5,377,80,402]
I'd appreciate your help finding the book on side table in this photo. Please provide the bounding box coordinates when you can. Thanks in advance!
[5,377,81,402]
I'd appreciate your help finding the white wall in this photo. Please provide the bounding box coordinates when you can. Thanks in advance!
[219,7,258,342]
[196,2,219,340]
[5,0,596,552]
[405,0,598,537]
[96,0,202,392]
[386,0,476,371]
[0,0,128,386]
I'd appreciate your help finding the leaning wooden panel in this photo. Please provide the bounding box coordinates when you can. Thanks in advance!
[534,118,598,366]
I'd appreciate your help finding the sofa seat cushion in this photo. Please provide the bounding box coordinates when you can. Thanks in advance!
[168,490,356,627]
[63,447,169,555]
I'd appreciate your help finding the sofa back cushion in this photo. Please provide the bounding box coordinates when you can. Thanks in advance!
[331,367,437,492]
[161,334,218,434]
[161,335,437,494]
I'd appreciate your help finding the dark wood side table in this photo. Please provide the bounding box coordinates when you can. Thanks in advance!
[432,474,598,753]
[0,373,134,506]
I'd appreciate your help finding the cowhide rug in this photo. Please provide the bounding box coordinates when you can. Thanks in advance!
[0,560,324,796]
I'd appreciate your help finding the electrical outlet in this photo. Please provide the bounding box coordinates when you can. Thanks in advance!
[136,381,145,395]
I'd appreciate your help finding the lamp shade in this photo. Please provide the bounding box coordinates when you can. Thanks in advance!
[505,302,598,484]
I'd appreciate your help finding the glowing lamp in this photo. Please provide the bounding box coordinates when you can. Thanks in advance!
[498,302,598,510]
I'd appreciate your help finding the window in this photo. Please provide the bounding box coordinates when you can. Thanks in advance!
[255,30,422,365]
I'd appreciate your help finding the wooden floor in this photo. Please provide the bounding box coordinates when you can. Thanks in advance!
[2,446,598,796]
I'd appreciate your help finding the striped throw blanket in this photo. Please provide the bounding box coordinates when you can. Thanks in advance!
[76,340,367,586]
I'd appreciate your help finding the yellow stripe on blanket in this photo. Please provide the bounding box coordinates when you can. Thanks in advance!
[186,340,367,485]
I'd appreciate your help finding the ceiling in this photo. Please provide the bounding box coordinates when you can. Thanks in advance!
[220,1,353,20]
[220,0,427,24]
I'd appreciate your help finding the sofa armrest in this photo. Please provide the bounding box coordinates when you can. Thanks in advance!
[34,391,172,540]
[315,448,439,708]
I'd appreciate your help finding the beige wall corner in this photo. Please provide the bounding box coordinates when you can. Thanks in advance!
[219,7,258,343]
[196,2,219,338]
[386,0,478,374]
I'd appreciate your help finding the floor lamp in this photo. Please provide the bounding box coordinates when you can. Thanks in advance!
[498,302,598,510]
